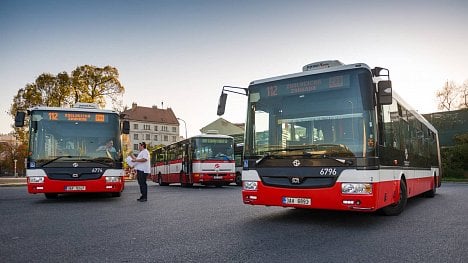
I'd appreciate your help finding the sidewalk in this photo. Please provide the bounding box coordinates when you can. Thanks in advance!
[0,177,27,187]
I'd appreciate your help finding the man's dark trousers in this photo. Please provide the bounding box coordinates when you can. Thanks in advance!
[136,170,148,199]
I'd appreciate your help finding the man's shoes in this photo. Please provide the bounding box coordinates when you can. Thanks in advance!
[137,197,147,202]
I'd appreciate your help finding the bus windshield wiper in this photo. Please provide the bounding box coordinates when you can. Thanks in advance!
[311,154,354,166]
[255,150,288,165]
[256,152,271,165]
[39,155,77,167]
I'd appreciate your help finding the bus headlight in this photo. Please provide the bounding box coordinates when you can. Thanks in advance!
[341,183,372,194]
[106,176,121,183]
[29,176,45,183]
[243,181,258,191]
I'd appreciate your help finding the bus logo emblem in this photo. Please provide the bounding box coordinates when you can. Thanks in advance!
[214,164,220,168]
[72,163,79,168]
[291,177,301,184]
[292,160,301,167]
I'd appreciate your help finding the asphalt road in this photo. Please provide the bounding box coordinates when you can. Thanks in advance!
[0,182,467,263]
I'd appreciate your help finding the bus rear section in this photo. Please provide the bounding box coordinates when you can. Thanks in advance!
[152,134,236,187]
[16,103,128,199]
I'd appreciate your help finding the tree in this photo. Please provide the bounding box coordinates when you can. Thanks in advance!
[459,80,468,109]
[71,65,124,109]
[436,80,458,111]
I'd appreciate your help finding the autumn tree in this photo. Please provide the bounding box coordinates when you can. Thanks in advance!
[71,65,124,109]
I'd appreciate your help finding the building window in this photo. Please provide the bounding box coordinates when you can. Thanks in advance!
[133,144,139,150]
[172,127,177,133]
[144,124,150,130]
[162,126,168,131]
[146,134,150,140]
[134,134,139,140]
[164,135,168,141]
[154,135,158,141]
[133,124,139,130]
[172,136,177,142]
[154,125,158,131]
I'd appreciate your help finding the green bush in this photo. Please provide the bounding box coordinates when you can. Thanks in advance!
[441,133,468,179]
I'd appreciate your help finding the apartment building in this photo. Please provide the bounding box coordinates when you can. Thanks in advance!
[122,103,180,153]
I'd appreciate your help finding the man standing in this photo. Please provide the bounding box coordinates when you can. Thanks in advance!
[132,142,150,202]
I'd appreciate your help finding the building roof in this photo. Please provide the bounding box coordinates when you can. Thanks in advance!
[200,118,244,135]
[121,103,179,124]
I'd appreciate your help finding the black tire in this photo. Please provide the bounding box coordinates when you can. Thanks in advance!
[158,173,168,186]
[381,180,407,216]
[424,176,437,198]
[44,193,58,199]
[235,172,242,186]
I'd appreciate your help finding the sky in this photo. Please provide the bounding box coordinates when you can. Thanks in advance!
[1,0,467,138]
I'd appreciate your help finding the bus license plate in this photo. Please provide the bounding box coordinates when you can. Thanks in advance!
[65,186,86,191]
[282,197,311,206]
[213,176,223,179]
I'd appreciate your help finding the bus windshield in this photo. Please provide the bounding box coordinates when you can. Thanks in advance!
[192,137,234,161]
[244,68,377,159]
[28,110,122,167]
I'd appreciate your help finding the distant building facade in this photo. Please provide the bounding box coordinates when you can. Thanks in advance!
[121,103,180,153]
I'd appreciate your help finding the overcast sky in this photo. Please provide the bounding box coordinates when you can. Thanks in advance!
[1,0,467,137]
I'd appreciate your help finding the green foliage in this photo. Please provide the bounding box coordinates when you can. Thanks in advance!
[441,133,468,179]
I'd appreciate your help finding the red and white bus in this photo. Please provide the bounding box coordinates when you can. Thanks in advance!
[217,60,441,215]
[15,103,130,199]
[151,134,236,187]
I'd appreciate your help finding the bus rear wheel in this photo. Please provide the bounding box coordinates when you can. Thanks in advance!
[235,172,242,186]
[381,180,407,216]
[424,175,437,198]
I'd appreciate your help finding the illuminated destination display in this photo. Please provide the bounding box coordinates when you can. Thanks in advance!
[45,111,107,122]
[255,74,351,98]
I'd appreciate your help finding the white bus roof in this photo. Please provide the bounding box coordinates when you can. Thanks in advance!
[249,62,372,86]
[193,134,234,139]
[29,105,119,115]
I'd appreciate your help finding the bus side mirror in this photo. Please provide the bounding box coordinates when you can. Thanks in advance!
[15,112,26,127]
[217,93,227,116]
[378,80,392,105]
[122,120,130,134]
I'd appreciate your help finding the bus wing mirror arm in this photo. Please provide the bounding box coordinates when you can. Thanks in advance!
[217,86,248,116]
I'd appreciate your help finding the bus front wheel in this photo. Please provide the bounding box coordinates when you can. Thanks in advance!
[381,180,407,216]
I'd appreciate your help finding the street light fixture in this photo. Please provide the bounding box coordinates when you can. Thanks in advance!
[177,118,188,139]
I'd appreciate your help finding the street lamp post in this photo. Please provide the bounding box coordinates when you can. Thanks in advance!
[177,118,188,139]
[14,159,17,178]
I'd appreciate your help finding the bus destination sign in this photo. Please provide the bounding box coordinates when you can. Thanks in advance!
[256,74,351,98]
[47,112,106,122]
